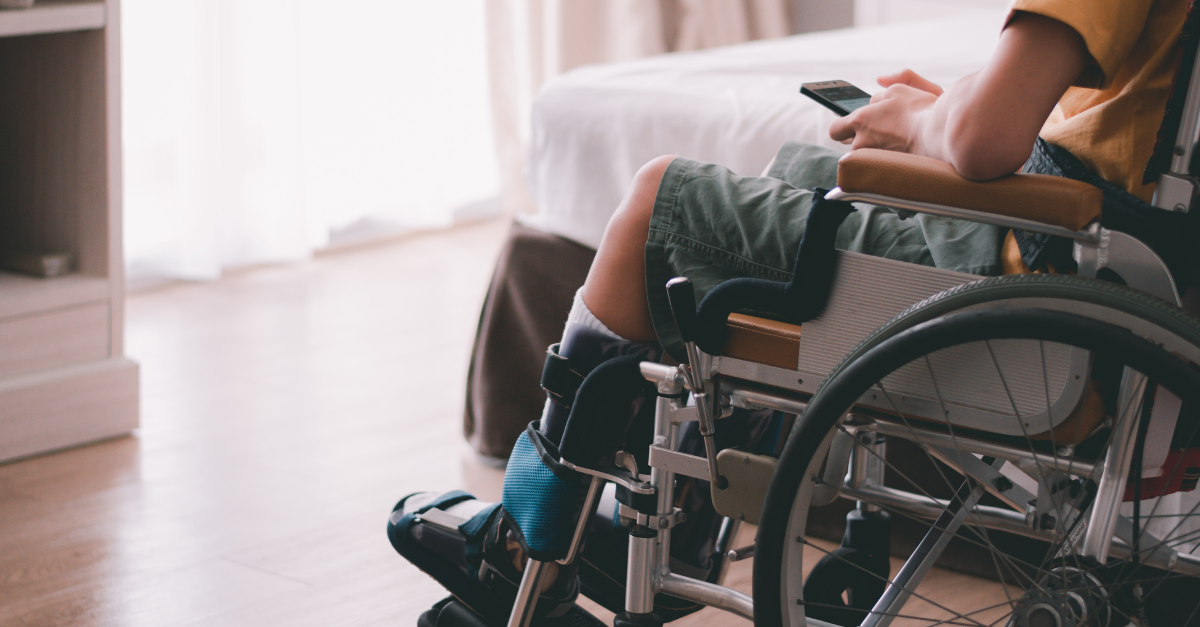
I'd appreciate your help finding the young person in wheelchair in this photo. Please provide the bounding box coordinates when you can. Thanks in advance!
[391,1,1200,625]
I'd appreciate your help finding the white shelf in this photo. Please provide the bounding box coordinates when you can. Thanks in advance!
[0,0,104,38]
[0,271,109,320]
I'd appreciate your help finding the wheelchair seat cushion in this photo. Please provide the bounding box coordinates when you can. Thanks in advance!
[837,148,1103,233]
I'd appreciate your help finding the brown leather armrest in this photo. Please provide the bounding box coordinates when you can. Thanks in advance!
[837,149,1102,233]
[723,313,802,370]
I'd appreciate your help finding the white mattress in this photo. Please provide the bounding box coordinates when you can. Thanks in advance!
[521,11,1007,250]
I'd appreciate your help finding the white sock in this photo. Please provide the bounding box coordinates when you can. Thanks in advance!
[563,288,625,342]
[539,289,626,427]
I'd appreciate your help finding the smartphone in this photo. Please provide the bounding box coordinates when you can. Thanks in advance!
[801,80,873,116]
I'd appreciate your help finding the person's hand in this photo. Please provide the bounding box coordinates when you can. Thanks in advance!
[828,74,939,153]
[876,69,943,96]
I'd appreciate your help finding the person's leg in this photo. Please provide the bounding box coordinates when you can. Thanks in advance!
[535,155,675,442]
[578,155,678,343]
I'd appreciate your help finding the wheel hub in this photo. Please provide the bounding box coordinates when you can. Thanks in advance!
[1013,591,1075,627]
[1013,564,1111,627]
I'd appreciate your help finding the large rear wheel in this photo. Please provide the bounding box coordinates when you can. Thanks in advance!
[754,280,1200,627]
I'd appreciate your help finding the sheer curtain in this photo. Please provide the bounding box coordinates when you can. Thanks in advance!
[123,1,499,283]
[123,0,791,283]
[486,0,792,214]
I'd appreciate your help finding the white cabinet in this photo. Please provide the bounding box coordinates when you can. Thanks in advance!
[0,0,137,462]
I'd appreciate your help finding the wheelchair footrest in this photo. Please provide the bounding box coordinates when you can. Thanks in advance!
[419,596,608,627]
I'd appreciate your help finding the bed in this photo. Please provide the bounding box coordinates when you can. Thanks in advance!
[463,11,1006,459]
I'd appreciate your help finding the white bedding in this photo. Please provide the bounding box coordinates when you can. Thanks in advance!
[521,11,1007,249]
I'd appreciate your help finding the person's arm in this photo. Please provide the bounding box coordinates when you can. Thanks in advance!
[828,12,1091,181]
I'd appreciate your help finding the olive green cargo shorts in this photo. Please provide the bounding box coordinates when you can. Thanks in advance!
[644,141,1006,361]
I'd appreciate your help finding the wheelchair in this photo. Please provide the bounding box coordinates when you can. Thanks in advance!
[393,37,1200,627]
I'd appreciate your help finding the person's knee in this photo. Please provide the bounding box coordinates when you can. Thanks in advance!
[638,154,678,183]
[612,155,678,230]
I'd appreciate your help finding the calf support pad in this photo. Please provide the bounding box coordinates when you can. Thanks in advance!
[501,423,587,561]
[558,354,656,468]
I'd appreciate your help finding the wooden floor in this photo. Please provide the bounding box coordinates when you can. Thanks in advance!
[0,218,1000,626]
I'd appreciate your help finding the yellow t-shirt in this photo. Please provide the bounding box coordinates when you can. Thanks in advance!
[1010,0,1187,202]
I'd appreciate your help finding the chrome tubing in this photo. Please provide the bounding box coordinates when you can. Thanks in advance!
[559,476,605,565]
[659,573,754,621]
[864,484,986,627]
[849,430,887,514]
[857,414,1096,478]
[723,377,810,415]
[507,559,550,627]
[1082,371,1146,562]
[686,353,724,488]
[626,530,658,614]
[840,484,1200,577]
[714,517,743,582]
[641,361,684,389]
[839,484,1032,538]
[652,393,682,578]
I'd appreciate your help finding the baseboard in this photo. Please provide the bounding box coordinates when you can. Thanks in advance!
[0,357,139,463]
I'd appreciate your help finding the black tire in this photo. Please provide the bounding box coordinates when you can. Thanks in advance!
[754,304,1200,627]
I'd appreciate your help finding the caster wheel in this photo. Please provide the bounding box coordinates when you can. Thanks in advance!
[802,547,888,627]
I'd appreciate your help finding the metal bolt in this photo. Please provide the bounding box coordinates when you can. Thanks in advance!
[743,456,750,464]
[738,513,745,521]
[1041,513,1057,530]
[1176,203,1188,212]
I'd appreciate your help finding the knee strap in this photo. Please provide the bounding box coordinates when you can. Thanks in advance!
[541,342,586,409]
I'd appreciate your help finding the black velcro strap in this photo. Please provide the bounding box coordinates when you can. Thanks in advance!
[541,343,586,408]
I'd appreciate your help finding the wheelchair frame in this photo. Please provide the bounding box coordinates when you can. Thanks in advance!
[495,17,1200,627]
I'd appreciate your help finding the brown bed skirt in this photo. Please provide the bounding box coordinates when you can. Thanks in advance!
[463,222,597,459]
